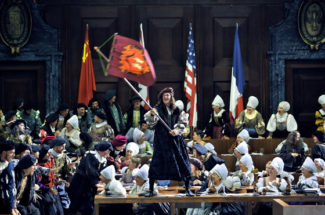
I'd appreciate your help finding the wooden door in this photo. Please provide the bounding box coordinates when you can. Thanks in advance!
[286,60,325,137]
[0,62,46,119]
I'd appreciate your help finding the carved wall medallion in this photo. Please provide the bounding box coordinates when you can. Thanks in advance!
[0,0,32,54]
[298,0,325,50]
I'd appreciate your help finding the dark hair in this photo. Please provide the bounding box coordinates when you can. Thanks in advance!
[285,131,303,152]
[195,130,204,138]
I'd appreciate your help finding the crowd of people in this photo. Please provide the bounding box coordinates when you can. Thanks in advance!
[0,90,325,215]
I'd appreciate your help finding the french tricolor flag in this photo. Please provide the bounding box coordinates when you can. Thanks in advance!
[229,24,245,120]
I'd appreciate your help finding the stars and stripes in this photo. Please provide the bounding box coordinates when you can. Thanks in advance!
[184,23,197,128]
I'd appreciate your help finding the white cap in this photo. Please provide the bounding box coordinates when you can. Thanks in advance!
[205,142,217,154]
[278,101,290,112]
[126,142,139,156]
[67,115,79,129]
[212,95,225,108]
[302,157,317,173]
[136,164,149,181]
[237,129,250,143]
[270,157,284,175]
[318,95,325,105]
[175,100,184,111]
[247,96,259,109]
[133,128,144,143]
[210,164,228,181]
[235,141,248,155]
[101,165,115,180]
[315,158,325,170]
[240,154,253,171]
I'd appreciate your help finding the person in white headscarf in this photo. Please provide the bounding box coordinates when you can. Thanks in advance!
[59,115,82,153]
[120,142,139,169]
[233,141,249,171]
[130,164,152,195]
[99,165,126,196]
[315,94,325,133]
[266,101,297,139]
[294,157,319,191]
[256,157,288,194]
[232,154,254,186]
[133,128,153,156]
[314,158,325,178]
[235,96,265,138]
[204,95,233,139]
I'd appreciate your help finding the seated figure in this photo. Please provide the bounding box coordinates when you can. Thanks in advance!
[235,96,265,138]
[266,101,297,139]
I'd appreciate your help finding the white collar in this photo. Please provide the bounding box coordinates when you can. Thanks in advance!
[320,109,325,115]
[95,151,107,164]
[275,112,288,122]
[49,148,63,158]
[138,142,146,149]
[95,121,107,128]
[213,109,225,118]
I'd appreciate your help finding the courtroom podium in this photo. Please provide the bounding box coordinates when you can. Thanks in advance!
[273,199,325,215]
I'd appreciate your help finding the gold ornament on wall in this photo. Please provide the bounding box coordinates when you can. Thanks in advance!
[298,0,325,50]
[0,0,32,54]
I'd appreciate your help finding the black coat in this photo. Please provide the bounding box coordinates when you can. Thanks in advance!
[280,142,305,172]
[68,153,106,214]
[312,143,325,160]
[149,104,191,181]
[104,102,125,135]
[205,110,233,137]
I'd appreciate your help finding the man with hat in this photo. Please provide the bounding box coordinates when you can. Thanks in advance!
[103,89,125,135]
[14,154,40,215]
[111,135,127,159]
[266,101,297,139]
[235,96,265,138]
[68,140,112,215]
[39,113,59,139]
[144,87,193,196]
[88,110,115,144]
[0,140,17,214]
[87,98,104,123]
[315,94,325,134]
[124,95,147,133]
[70,103,92,133]
[8,119,32,144]
[55,103,71,132]
[49,137,75,181]
[12,143,31,168]
[312,131,325,160]
[37,144,64,215]
[18,103,42,139]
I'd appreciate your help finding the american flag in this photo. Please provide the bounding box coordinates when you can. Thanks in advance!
[184,23,198,128]
[138,23,150,110]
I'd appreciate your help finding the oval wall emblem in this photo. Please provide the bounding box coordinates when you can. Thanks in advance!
[0,0,32,54]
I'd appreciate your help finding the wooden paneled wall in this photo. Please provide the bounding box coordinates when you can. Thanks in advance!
[43,0,285,129]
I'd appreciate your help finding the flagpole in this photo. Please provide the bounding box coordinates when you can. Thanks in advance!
[93,46,172,132]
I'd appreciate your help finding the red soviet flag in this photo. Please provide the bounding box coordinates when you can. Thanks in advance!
[106,35,156,86]
[78,25,96,105]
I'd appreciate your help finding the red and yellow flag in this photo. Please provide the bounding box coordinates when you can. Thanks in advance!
[106,35,156,86]
[78,25,96,105]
